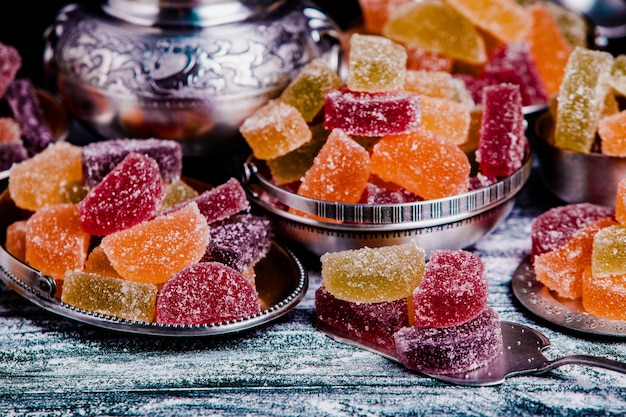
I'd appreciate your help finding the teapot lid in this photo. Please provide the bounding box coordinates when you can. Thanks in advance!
[103,0,288,26]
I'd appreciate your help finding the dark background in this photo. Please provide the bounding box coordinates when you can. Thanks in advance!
[0,0,362,89]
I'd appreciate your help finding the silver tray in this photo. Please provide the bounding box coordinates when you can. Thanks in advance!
[511,257,626,337]
[0,186,308,337]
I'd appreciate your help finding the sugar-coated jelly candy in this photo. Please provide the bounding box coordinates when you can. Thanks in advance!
[554,47,613,154]
[394,307,503,375]
[445,0,530,43]
[4,79,54,156]
[383,0,487,65]
[61,270,158,322]
[615,178,626,225]
[81,138,182,188]
[525,3,573,97]
[0,142,28,171]
[160,178,199,210]
[297,128,371,204]
[358,180,421,204]
[9,142,83,212]
[58,180,88,204]
[404,70,453,100]
[320,242,425,303]
[166,177,250,224]
[315,286,409,350]
[0,42,21,97]
[370,129,470,200]
[597,110,626,157]
[476,83,527,177]
[25,203,91,281]
[155,262,261,325]
[404,44,454,73]
[610,54,626,97]
[357,0,410,35]
[530,203,614,262]
[5,220,27,262]
[582,267,626,321]
[101,202,209,284]
[266,124,329,185]
[592,224,626,278]
[239,99,312,160]
[413,250,488,328]
[543,1,589,49]
[280,58,342,122]
[347,34,407,93]
[482,42,548,107]
[534,217,616,300]
[419,96,470,145]
[78,153,164,236]
[324,87,421,137]
[83,245,122,278]
[0,117,21,143]
[201,214,272,273]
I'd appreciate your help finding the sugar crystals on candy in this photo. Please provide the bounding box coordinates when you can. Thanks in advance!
[347,33,407,93]
[582,267,626,321]
[0,42,21,97]
[591,224,626,278]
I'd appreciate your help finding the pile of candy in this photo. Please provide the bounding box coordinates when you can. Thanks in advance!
[240,31,529,214]
[315,243,503,375]
[0,41,55,171]
[3,138,273,325]
[531,180,626,320]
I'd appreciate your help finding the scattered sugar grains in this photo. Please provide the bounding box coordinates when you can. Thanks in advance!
[413,250,488,328]
[155,262,261,325]
[320,242,425,303]
[100,202,209,285]
[394,306,503,375]
[78,152,164,236]
[62,271,158,322]
[9,141,83,212]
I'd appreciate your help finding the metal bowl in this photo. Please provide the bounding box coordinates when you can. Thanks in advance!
[242,153,533,257]
[533,112,626,206]
[43,0,345,156]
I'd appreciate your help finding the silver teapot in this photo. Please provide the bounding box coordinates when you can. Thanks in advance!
[43,0,345,155]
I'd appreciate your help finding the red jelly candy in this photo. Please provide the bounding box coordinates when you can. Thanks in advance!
[0,42,21,97]
[315,286,409,350]
[155,262,261,325]
[78,153,164,236]
[324,87,421,137]
[413,250,488,328]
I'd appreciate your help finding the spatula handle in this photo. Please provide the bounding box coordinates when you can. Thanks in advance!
[538,355,626,375]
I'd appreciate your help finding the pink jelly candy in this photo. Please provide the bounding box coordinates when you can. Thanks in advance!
[394,307,503,375]
[413,250,488,328]
[530,203,614,262]
[201,214,272,273]
[78,153,164,236]
[165,177,250,224]
[0,42,21,97]
[476,83,527,177]
[315,286,409,350]
[155,262,261,325]
[81,138,182,188]
[4,79,54,156]
[324,87,421,136]
[482,41,548,107]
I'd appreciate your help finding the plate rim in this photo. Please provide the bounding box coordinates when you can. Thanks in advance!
[511,256,626,337]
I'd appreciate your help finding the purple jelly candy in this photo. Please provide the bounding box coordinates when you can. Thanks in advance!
[166,177,250,224]
[82,138,182,188]
[413,250,488,328]
[483,41,548,107]
[530,203,614,262]
[155,262,261,325]
[324,87,421,136]
[4,79,54,156]
[78,153,164,236]
[315,286,409,350]
[476,83,527,177]
[394,307,503,375]
[0,142,28,171]
[358,181,422,204]
[201,214,272,272]
[0,42,21,98]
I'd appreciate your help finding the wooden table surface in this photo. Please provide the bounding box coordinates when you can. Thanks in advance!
[2,151,626,416]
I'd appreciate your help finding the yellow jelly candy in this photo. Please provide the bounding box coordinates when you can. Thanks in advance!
[347,34,407,93]
[161,178,199,210]
[592,224,626,278]
[101,202,209,284]
[404,70,454,99]
[62,270,158,322]
[610,54,626,97]
[383,0,487,65]
[615,177,626,225]
[9,142,82,211]
[419,96,470,145]
[321,242,426,303]
[598,110,626,157]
